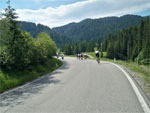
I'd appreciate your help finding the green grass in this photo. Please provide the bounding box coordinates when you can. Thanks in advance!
[65,55,76,57]
[113,60,150,94]
[0,58,62,93]
[115,60,149,84]
[87,52,107,59]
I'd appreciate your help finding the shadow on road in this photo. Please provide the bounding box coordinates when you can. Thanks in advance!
[59,60,69,70]
[0,60,69,110]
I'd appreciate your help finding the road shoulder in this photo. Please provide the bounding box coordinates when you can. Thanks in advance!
[120,65,150,107]
[109,62,150,113]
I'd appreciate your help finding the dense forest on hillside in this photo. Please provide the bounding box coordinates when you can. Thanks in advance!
[61,40,96,55]
[53,15,144,42]
[19,21,71,47]
[18,15,145,49]
[62,17,150,65]
[103,17,150,64]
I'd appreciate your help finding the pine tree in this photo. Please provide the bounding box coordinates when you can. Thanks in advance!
[0,0,33,69]
[107,42,114,59]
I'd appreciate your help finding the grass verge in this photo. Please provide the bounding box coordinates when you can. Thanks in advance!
[112,60,150,95]
[87,52,107,59]
[0,58,62,94]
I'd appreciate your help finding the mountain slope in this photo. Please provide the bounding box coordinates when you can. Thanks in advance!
[19,21,71,47]
[53,15,144,42]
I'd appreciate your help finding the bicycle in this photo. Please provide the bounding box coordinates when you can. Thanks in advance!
[96,56,100,64]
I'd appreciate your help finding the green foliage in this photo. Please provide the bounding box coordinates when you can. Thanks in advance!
[107,42,114,59]
[63,40,96,55]
[0,1,57,70]
[86,52,107,59]
[19,21,71,47]
[0,1,25,69]
[64,44,73,55]
[0,58,62,93]
[103,17,150,64]
[0,19,34,70]
[0,1,60,93]
[33,32,56,63]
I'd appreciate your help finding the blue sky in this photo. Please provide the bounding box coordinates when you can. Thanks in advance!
[0,0,86,10]
[1,0,150,28]
[134,9,150,16]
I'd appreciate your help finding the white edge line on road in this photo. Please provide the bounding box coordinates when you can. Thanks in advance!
[110,62,150,113]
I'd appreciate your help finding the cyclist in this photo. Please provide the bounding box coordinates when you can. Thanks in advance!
[61,54,64,60]
[95,50,100,64]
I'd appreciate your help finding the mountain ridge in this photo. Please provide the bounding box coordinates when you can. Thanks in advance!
[53,14,145,42]
[19,21,71,47]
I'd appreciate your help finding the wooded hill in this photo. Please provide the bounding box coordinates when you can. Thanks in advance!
[19,15,145,48]
[19,21,71,47]
[103,17,150,64]
[53,15,144,42]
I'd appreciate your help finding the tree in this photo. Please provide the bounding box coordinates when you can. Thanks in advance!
[33,32,56,64]
[64,44,72,55]
[0,0,24,69]
[74,44,80,54]
[97,39,101,50]
[0,1,34,69]
[80,40,87,52]
[87,40,95,52]
[104,18,149,63]
[107,42,114,59]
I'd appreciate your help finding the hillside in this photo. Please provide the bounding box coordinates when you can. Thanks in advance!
[53,15,144,42]
[19,21,71,47]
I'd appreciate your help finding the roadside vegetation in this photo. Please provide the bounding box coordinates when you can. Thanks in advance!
[113,60,150,94]
[62,17,150,65]
[0,59,62,93]
[0,1,62,93]
[103,17,150,64]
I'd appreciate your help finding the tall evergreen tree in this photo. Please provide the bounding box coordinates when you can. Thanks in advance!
[104,18,149,63]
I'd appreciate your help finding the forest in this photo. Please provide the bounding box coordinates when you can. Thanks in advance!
[19,21,71,48]
[1,1,149,69]
[103,17,150,64]
[62,17,150,65]
[53,15,143,42]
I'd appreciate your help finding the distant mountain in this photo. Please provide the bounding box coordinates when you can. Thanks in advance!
[19,21,71,47]
[53,15,144,42]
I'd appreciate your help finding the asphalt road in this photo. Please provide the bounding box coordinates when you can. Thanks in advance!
[0,57,147,113]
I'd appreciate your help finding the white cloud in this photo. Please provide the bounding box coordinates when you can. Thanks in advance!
[16,0,150,28]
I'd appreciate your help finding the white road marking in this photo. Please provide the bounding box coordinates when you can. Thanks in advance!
[110,62,150,113]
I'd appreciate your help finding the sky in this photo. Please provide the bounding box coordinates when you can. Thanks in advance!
[1,0,150,28]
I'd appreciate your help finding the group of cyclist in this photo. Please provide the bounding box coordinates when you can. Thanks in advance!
[56,50,100,63]
[56,53,64,60]
[76,53,88,60]
[76,51,100,63]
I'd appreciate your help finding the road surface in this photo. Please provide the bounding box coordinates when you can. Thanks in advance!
[0,57,148,113]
